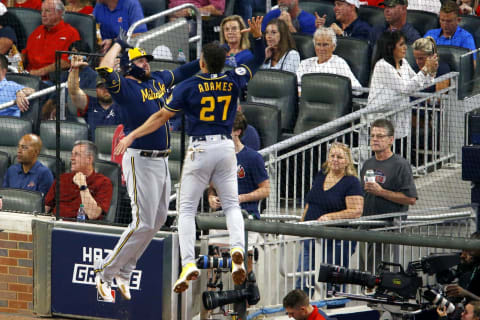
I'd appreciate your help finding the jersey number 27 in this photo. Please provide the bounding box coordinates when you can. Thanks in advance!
[199,96,232,122]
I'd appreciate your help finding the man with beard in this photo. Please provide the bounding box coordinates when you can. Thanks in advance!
[92,42,199,302]
[69,54,121,141]
[445,232,480,302]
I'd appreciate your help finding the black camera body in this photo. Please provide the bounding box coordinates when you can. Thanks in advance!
[202,271,261,310]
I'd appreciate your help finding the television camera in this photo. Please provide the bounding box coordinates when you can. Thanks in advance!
[318,253,461,319]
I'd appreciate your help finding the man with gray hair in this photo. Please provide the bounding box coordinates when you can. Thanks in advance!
[22,0,80,80]
[45,140,112,220]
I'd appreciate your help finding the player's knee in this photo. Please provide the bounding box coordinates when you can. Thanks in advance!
[223,205,241,216]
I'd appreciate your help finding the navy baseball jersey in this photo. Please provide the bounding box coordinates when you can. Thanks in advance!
[165,66,252,136]
[237,146,268,219]
[82,97,122,141]
[103,70,174,150]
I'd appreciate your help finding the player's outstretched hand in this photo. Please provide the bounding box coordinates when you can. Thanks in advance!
[114,134,135,155]
[241,16,264,39]
[70,54,89,69]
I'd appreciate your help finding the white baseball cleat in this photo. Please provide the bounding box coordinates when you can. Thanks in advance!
[231,247,246,285]
[95,273,114,302]
[115,276,131,300]
[173,262,200,293]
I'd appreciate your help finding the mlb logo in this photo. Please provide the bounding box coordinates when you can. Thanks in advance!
[97,289,115,303]
[117,16,123,23]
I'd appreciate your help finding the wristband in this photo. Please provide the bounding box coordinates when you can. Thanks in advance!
[79,185,88,191]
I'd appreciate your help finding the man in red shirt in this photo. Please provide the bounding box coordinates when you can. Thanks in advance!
[45,140,112,220]
[21,0,80,79]
[283,290,331,320]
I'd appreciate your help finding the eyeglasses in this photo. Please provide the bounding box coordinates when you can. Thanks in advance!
[224,27,240,32]
[370,134,391,139]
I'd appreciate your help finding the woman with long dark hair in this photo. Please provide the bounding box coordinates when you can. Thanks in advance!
[261,18,300,73]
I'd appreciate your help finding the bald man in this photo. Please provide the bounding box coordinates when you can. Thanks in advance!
[2,134,54,196]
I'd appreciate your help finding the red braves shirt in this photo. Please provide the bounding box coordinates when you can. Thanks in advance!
[22,20,80,72]
[45,171,112,220]
[308,306,328,320]
[1,0,42,10]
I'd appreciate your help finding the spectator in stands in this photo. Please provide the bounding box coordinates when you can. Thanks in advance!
[261,19,300,73]
[408,0,441,14]
[412,37,451,93]
[0,3,16,55]
[358,119,417,271]
[438,301,480,320]
[283,289,332,320]
[65,0,93,15]
[297,142,363,295]
[208,110,269,220]
[315,0,372,41]
[296,27,361,90]
[68,55,122,141]
[169,0,225,18]
[369,0,420,46]
[45,140,113,220]
[21,0,80,80]
[457,0,480,15]
[3,134,53,196]
[0,55,35,117]
[2,0,41,10]
[368,30,438,141]
[261,0,316,35]
[93,0,147,53]
[425,1,476,58]
[220,15,254,66]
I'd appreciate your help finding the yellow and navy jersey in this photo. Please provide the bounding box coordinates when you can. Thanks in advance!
[165,66,252,136]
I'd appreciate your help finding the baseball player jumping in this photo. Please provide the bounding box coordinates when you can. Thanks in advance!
[114,16,265,293]
[93,39,199,301]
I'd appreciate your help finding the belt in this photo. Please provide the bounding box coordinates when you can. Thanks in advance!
[139,150,170,158]
[191,134,232,143]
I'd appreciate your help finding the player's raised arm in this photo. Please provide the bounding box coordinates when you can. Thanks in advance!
[240,16,265,75]
[114,108,176,155]
[171,59,201,86]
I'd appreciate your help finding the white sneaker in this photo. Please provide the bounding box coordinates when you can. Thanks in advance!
[231,247,246,285]
[115,276,131,300]
[95,273,114,302]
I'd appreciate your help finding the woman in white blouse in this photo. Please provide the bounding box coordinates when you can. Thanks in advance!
[296,27,361,90]
[367,30,438,140]
[261,19,300,73]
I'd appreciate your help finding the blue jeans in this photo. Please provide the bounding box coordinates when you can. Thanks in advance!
[296,239,356,295]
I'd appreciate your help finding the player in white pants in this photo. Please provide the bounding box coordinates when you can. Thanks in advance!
[114,16,265,293]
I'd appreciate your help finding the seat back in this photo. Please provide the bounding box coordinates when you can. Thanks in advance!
[94,160,121,223]
[0,117,32,161]
[406,9,439,37]
[293,33,315,60]
[299,1,335,26]
[138,0,166,29]
[7,8,41,50]
[0,188,44,213]
[459,14,480,49]
[295,73,352,134]
[149,59,182,71]
[358,5,385,28]
[247,69,298,133]
[241,103,281,149]
[37,154,64,178]
[39,121,89,171]
[335,37,370,87]
[6,73,42,133]
[0,151,11,187]
[95,125,117,161]
[437,45,474,99]
[64,12,97,53]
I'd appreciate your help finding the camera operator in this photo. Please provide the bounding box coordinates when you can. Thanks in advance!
[283,289,332,320]
[437,301,480,320]
[446,232,480,303]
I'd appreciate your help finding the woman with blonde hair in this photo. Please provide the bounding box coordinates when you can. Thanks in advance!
[65,0,93,14]
[297,142,364,295]
[220,15,254,66]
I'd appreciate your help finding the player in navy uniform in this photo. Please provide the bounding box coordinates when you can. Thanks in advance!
[114,16,265,293]
[208,110,269,220]
[93,40,199,302]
